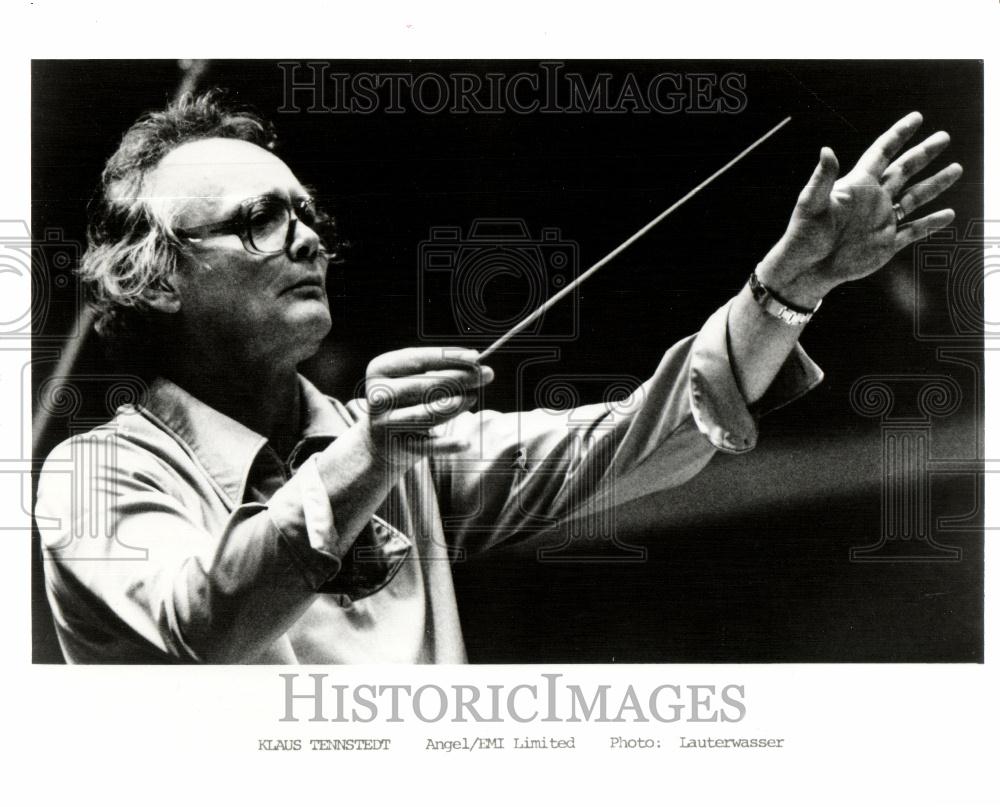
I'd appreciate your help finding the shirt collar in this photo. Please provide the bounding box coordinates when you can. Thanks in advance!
[139,374,351,508]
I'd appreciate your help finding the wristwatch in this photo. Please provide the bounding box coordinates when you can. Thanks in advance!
[748,269,822,326]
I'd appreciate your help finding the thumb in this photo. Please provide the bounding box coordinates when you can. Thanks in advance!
[796,147,839,216]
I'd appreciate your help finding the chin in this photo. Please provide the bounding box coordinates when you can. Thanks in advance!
[287,305,333,357]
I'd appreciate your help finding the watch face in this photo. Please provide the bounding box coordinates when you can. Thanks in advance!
[779,307,800,325]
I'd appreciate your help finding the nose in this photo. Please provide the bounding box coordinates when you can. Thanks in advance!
[285,217,321,262]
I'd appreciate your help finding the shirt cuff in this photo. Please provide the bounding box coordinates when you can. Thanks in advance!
[689,300,824,454]
[267,455,411,599]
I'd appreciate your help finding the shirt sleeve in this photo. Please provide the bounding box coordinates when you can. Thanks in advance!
[266,455,411,599]
[35,433,406,664]
[431,298,823,554]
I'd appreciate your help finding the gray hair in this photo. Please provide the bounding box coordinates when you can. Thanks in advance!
[80,89,277,366]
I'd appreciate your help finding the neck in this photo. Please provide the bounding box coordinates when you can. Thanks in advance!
[161,347,303,460]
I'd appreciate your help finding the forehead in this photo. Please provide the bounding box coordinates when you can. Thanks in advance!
[144,138,301,222]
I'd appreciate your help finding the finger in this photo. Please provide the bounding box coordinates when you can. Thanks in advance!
[894,208,955,252]
[367,367,493,412]
[367,346,481,378]
[895,163,962,218]
[881,130,951,196]
[855,111,923,176]
[374,394,478,429]
[796,147,840,216]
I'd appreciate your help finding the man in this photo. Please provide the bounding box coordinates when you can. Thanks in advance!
[35,91,961,663]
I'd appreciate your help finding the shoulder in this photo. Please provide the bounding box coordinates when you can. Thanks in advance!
[36,404,200,508]
[40,404,184,468]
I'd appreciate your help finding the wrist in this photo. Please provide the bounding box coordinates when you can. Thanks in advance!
[748,270,821,326]
[359,424,416,479]
[326,424,411,487]
[313,422,411,551]
[756,240,833,310]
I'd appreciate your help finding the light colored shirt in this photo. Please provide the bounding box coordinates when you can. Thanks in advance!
[35,301,822,664]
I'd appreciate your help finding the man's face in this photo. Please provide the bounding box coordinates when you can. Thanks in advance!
[146,138,332,368]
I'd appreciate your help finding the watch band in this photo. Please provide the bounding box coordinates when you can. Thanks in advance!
[748,270,822,326]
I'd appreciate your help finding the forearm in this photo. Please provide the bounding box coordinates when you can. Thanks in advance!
[181,505,327,662]
[726,283,807,405]
[435,303,823,551]
[181,437,409,661]
[312,425,402,544]
[728,240,827,405]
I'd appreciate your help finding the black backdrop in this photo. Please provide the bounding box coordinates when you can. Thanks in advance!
[31,60,984,663]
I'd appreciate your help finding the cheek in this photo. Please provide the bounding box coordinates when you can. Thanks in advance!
[185,254,265,306]
[179,260,266,313]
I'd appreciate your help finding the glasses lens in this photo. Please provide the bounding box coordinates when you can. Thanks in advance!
[298,199,319,227]
[246,198,291,253]
[298,199,338,253]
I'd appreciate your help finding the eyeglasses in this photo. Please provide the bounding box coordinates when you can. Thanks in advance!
[175,195,330,256]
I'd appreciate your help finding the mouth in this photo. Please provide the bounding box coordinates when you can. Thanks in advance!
[283,276,326,295]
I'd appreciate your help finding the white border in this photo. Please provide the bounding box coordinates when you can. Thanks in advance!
[4,2,996,805]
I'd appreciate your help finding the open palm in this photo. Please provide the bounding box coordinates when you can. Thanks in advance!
[766,112,962,306]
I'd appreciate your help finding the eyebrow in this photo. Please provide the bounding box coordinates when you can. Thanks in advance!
[163,183,319,230]
[252,185,316,204]
[224,186,317,217]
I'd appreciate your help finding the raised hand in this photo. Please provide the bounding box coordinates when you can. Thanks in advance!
[758,112,962,308]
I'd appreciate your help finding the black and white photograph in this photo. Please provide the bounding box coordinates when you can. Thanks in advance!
[30,59,983,665]
[5,3,998,805]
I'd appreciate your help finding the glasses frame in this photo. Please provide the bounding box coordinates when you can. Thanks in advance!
[175,194,324,256]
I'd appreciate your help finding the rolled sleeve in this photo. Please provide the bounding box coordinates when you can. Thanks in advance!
[690,300,824,454]
[266,454,411,600]
[266,455,343,589]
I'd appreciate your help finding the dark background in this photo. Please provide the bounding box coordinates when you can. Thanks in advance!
[31,60,984,663]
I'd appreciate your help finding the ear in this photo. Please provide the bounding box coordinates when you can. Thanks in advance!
[140,274,182,314]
